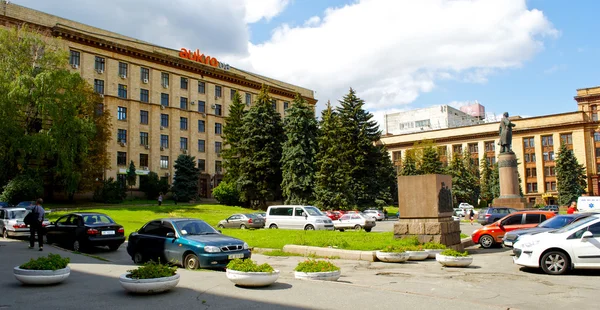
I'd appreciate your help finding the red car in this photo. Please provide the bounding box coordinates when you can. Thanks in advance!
[324,211,339,221]
[471,210,556,249]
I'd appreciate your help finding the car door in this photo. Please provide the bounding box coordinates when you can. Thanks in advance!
[162,222,180,264]
[135,221,165,261]
[569,222,600,267]
[229,215,242,228]
[338,214,351,229]
[293,207,307,229]
[497,214,523,241]
[522,213,543,230]
[0,209,5,232]
[52,215,75,244]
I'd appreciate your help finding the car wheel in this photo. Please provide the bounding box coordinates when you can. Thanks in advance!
[304,224,315,231]
[217,224,225,229]
[479,234,494,249]
[73,240,81,252]
[133,251,146,264]
[240,224,247,229]
[184,253,200,270]
[2,228,7,239]
[365,228,372,232]
[354,225,362,231]
[338,229,345,232]
[541,251,570,275]
[269,224,278,229]
[108,244,120,251]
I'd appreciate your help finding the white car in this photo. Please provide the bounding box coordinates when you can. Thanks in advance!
[513,213,600,275]
[334,213,376,232]
[363,209,385,221]
[458,203,473,210]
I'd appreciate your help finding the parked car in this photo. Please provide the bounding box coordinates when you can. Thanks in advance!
[539,205,560,214]
[334,213,376,232]
[513,213,600,275]
[253,212,267,219]
[16,201,35,210]
[453,208,466,217]
[324,211,340,221]
[477,207,517,225]
[1,208,29,238]
[0,202,12,208]
[471,210,557,248]
[265,205,334,230]
[217,213,264,229]
[503,213,592,247]
[127,218,251,269]
[363,209,385,221]
[458,202,473,209]
[45,212,125,252]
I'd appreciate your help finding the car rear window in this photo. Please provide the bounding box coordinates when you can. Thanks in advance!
[244,214,258,219]
[524,213,541,224]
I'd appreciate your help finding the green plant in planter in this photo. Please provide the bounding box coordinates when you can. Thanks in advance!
[440,249,470,257]
[127,260,177,279]
[294,259,340,273]
[380,245,407,253]
[422,242,447,250]
[226,259,275,273]
[20,254,70,270]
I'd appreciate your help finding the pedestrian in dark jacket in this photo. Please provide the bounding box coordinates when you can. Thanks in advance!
[29,198,45,251]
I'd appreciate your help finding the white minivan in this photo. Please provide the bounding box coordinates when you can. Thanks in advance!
[265,205,334,231]
[577,196,600,213]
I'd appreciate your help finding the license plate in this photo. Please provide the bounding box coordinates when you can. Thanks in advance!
[101,230,115,235]
[228,253,244,259]
[504,241,512,246]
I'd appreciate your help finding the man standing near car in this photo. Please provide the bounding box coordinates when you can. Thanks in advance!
[567,201,577,214]
[29,198,45,251]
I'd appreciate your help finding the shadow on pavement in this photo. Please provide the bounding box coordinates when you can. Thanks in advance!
[518,266,600,277]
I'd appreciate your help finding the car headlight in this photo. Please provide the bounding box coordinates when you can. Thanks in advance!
[243,242,249,250]
[204,245,221,253]
[315,219,324,223]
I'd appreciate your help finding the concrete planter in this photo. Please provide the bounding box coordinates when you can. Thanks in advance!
[406,250,429,261]
[375,251,410,263]
[13,266,70,285]
[436,254,473,267]
[294,270,341,281]
[226,269,280,287]
[425,249,445,259]
[119,273,180,294]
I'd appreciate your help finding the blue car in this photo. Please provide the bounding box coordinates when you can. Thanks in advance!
[127,218,251,269]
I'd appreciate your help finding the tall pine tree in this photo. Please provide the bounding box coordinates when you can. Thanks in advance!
[400,149,420,176]
[479,158,494,206]
[222,91,246,184]
[172,154,200,202]
[237,85,285,208]
[375,144,398,206]
[314,102,352,209]
[556,143,587,205]
[446,151,478,205]
[281,93,318,205]
[420,144,444,174]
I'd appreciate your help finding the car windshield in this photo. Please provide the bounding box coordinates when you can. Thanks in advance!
[175,220,219,235]
[243,214,259,219]
[551,216,598,234]
[538,216,574,229]
[8,210,27,219]
[82,214,114,224]
[304,206,324,216]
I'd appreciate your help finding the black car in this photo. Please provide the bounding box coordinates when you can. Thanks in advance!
[502,213,592,247]
[477,207,517,225]
[46,213,125,252]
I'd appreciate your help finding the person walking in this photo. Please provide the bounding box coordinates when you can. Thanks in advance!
[567,201,577,214]
[29,198,45,251]
[158,193,163,206]
[469,209,475,225]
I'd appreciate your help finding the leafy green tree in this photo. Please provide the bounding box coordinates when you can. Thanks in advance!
[0,174,44,204]
[139,171,162,200]
[479,158,494,206]
[490,163,500,199]
[172,155,200,202]
[336,88,382,208]
[237,85,285,208]
[222,91,246,184]
[212,181,241,206]
[399,149,420,176]
[127,160,137,198]
[419,144,444,174]
[446,152,478,205]
[281,93,318,205]
[556,143,587,205]
[314,102,353,210]
[463,152,481,205]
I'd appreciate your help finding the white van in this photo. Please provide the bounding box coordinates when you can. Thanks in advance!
[265,205,334,230]
[577,196,600,213]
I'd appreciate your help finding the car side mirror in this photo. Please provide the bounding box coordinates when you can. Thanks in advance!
[166,232,176,239]
[304,214,308,219]
[217,230,222,234]
[226,219,229,222]
[499,223,505,230]
[582,231,593,241]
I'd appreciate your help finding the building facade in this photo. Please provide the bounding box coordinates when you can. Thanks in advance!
[384,105,482,135]
[0,3,316,198]
[381,86,600,205]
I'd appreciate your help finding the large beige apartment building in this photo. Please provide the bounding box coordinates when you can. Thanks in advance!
[0,3,316,198]
[381,86,600,206]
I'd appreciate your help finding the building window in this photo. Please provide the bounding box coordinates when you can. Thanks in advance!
[198,101,206,113]
[95,103,104,116]
[245,93,251,105]
[160,135,169,149]
[544,166,556,176]
[271,99,277,111]
[198,139,205,152]
[230,89,236,100]
[484,141,495,152]
[94,56,105,72]
[118,84,127,99]
[595,132,600,142]
[161,93,169,107]
[523,137,535,148]
[560,133,573,145]
[160,156,169,169]
[140,132,149,146]
[180,97,188,110]
[453,144,462,154]
[596,147,600,157]
[545,181,557,191]
[118,62,128,77]
[284,101,289,111]
[117,106,127,120]
[438,146,447,156]
[215,123,222,135]
[415,119,431,128]
[140,154,148,167]
[140,89,149,103]
[160,114,169,128]
[542,135,554,147]
[527,182,538,193]
[392,151,401,162]
[180,77,188,90]
[161,72,169,88]
[140,110,149,125]
[180,117,188,130]
[543,151,555,161]
[593,105,599,122]
[526,168,537,178]
[198,81,206,94]
[524,153,537,163]
[215,85,222,98]
[69,50,80,66]
[180,137,188,150]
[117,129,127,143]
[140,67,149,82]
[215,160,222,174]
[117,152,127,166]
[468,143,478,153]
[215,141,222,154]
[215,104,222,116]
[198,159,206,171]
[94,79,104,94]
[486,156,496,165]
[198,120,205,133]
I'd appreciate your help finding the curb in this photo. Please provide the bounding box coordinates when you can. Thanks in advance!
[282,245,376,262]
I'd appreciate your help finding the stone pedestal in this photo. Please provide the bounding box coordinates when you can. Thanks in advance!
[394,174,462,250]
[492,152,528,209]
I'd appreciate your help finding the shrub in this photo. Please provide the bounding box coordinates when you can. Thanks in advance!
[294,259,339,273]
[0,174,43,205]
[20,254,70,270]
[92,177,126,203]
[380,244,423,252]
[127,260,177,279]
[422,242,447,250]
[212,181,241,206]
[440,249,469,257]
[226,259,274,273]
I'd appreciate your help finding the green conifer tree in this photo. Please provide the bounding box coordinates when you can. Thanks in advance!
[126,160,137,198]
[399,149,420,176]
[172,154,200,202]
[420,145,444,174]
[222,91,246,184]
[556,143,587,205]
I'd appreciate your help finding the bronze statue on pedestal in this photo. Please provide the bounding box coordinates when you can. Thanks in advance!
[499,112,516,153]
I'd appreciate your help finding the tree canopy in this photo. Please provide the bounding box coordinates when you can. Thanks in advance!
[556,143,587,205]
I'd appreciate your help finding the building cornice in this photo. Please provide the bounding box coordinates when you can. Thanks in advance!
[575,94,600,103]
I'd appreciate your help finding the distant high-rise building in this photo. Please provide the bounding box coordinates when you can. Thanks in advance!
[384,105,482,135]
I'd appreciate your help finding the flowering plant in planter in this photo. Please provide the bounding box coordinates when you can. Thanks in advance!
[226,259,275,273]
[14,254,71,285]
[436,249,473,267]
[120,261,179,293]
[20,254,70,270]
[126,261,177,279]
[439,249,469,257]
[422,242,447,250]
[225,259,279,287]
[294,259,340,273]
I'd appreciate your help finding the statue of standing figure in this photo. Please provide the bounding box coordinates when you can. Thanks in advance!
[499,112,516,153]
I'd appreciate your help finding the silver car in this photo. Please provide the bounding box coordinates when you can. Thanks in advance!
[1,208,29,238]
[334,213,376,232]
[217,213,265,229]
[363,209,385,221]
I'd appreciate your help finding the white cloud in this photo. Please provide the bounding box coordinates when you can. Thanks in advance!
[243,0,291,23]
